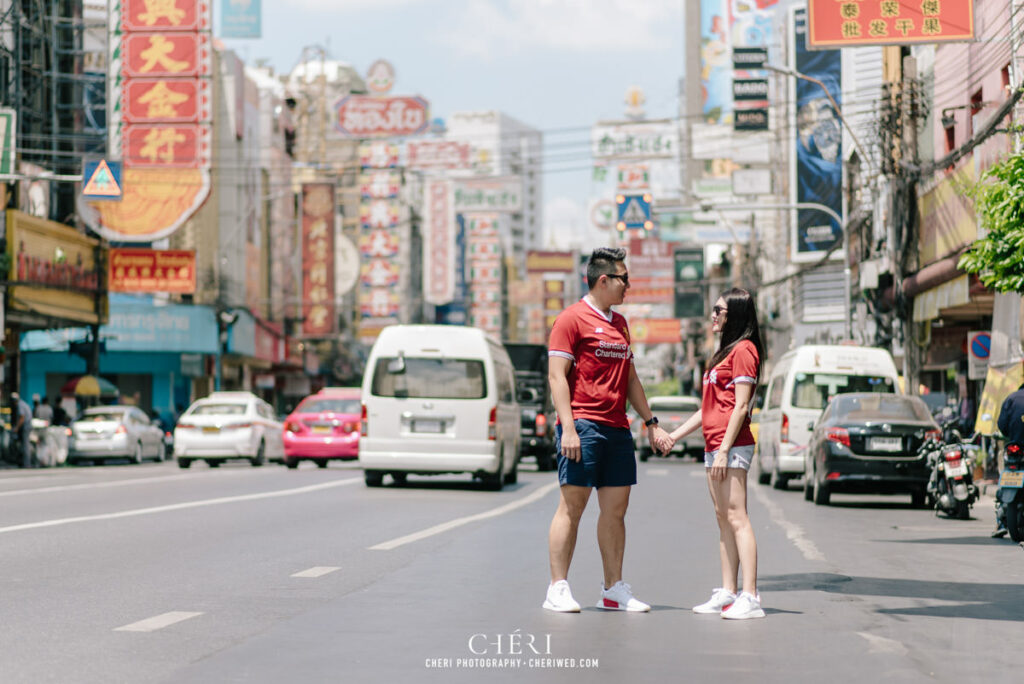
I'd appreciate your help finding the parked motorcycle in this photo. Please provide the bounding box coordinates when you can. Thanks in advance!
[994,442,1024,541]
[924,436,980,520]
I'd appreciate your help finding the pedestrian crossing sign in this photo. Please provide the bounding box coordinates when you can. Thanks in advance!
[616,193,653,231]
[82,159,123,201]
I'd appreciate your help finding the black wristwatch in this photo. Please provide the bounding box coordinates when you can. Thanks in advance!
[644,416,659,427]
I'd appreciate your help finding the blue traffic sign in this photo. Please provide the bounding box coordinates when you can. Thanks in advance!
[81,159,123,201]
[970,332,991,359]
[616,193,652,231]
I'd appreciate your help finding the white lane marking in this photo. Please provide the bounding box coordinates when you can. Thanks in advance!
[0,478,362,536]
[115,611,203,632]
[857,632,909,655]
[749,484,826,562]
[291,566,341,578]
[0,472,232,498]
[646,468,669,476]
[370,480,561,551]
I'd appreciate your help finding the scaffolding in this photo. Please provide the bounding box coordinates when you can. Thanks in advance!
[0,0,106,221]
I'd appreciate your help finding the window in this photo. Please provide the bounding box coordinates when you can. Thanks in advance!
[371,358,487,399]
[791,373,895,410]
[496,362,515,403]
[191,403,247,416]
[766,377,785,410]
[832,394,932,422]
[297,398,361,414]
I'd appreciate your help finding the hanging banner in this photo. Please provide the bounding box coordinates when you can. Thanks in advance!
[791,6,843,263]
[807,0,974,48]
[109,248,196,293]
[301,183,336,337]
[423,179,455,305]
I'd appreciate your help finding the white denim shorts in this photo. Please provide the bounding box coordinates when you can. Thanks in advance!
[703,444,756,470]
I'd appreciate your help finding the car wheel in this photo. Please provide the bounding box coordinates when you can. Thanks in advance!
[482,454,504,491]
[132,442,144,464]
[364,470,384,487]
[177,458,192,469]
[953,499,970,520]
[391,472,408,486]
[911,488,927,509]
[316,460,328,469]
[207,460,220,468]
[813,474,830,505]
[250,441,266,467]
[803,472,814,502]
[284,457,299,469]
[504,459,518,485]
[1007,501,1024,543]
[771,467,789,491]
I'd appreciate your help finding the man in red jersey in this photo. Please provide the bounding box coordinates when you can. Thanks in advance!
[541,247,671,613]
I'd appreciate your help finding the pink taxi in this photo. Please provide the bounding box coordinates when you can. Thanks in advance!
[282,387,362,468]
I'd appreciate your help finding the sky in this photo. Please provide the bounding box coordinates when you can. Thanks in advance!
[217,0,687,248]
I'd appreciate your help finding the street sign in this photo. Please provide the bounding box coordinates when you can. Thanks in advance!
[735,108,769,131]
[968,330,991,380]
[81,159,123,201]
[616,193,652,232]
[733,47,767,69]
[0,108,15,177]
[674,247,705,319]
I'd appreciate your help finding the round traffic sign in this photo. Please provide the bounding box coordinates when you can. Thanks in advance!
[970,332,991,359]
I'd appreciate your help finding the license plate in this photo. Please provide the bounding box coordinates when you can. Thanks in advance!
[312,425,331,434]
[413,419,442,434]
[868,436,902,452]
[1000,471,1024,488]
[945,461,967,478]
[203,426,220,434]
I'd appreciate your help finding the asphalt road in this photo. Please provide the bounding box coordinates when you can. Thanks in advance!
[1,457,1022,683]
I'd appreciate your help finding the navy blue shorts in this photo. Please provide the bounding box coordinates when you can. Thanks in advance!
[555,418,637,488]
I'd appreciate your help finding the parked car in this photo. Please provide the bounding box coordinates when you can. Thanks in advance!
[756,345,901,489]
[282,387,362,468]
[635,396,704,461]
[360,324,520,489]
[803,392,937,506]
[68,406,166,465]
[174,392,284,468]
[504,342,556,471]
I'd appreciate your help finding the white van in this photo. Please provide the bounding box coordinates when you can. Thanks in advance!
[755,345,900,489]
[359,324,521,490]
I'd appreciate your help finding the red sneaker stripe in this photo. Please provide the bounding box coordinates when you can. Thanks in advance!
[722,602,735,611]
[603,598,620,608]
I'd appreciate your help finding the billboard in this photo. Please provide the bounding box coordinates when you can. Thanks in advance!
[423,180,455,305]
[221,0,261,39]
[334,95,429,138]
[109,248,196,293]
[80,0,213,242]
[791,7,843,262]
[301,183,336,337]
[807,0,974,47]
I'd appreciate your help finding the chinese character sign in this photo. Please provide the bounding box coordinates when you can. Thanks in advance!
[302,183,337,337]
[423,180,455,305]
[807,0,974,47]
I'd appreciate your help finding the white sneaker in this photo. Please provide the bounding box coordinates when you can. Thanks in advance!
[543,580,581,613]
[692,588,737,614]
[721,591,765,619]
[596,581,651,612]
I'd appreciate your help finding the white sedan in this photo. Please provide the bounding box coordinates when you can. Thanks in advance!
[68,406,167,465]
[173,392,284,468]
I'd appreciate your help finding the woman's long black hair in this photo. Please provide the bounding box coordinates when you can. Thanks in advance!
[707,287,764,385]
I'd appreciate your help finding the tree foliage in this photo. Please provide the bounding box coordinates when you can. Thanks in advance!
[958,152,1024,292]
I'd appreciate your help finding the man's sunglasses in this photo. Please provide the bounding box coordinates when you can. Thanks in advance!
[606,273,630,285]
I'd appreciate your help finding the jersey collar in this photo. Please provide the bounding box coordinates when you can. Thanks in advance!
[582,295,613,322]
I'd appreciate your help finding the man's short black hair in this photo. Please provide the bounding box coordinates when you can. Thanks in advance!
[586,247,626,289]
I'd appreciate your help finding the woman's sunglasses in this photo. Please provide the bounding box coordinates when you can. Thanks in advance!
[712,305,726,315]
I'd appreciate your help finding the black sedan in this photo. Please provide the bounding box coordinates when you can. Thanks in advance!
[803,393,940,506]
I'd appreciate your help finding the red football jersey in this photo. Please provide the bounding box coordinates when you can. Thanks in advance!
[701,339,759,451]
[548,298,632,429]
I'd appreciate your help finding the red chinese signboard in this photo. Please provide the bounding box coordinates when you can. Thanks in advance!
[807,0,975,47]
[123,79,208,122]
[630,319,682,345]
[123,32,205,77]
[335,95,430,138]
[122,0,203,31]
[124,124,207,167]
[108,248,196,293]
[301,183,336,337]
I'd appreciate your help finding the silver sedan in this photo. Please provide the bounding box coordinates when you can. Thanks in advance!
[68,406,167,465]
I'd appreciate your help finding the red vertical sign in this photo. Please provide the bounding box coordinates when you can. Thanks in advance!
[302,183,336,337]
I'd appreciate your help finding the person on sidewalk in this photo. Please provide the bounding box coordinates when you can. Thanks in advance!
[543,247,672,613]
[12,392,34,469]
[668,288,766,619]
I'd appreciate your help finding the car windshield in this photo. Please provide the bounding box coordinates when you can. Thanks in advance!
[791,373,895,410]
[190,403,248,416]
[372,357,486,399]
[504,344,547,373]
[79,411,125,422]
[297,398,360,414]
[832,394,933,422]
[649,398,700,412]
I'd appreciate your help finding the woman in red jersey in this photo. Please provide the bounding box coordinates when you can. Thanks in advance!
[668,288,765,619]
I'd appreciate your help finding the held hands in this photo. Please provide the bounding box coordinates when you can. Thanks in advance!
[649,425,673,456]
[560,427,582,462]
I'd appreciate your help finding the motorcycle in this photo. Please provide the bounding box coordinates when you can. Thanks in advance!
[994,442,1024,542]
[924,435,980,520]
